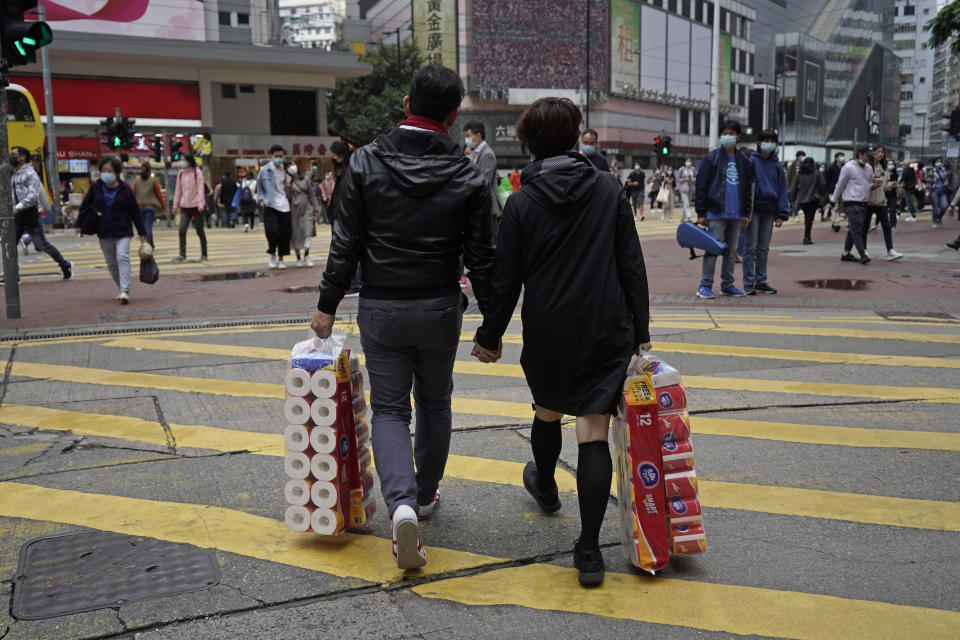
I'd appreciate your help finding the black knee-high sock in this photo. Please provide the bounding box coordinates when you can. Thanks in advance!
[577,441,612,549]
[530,417,562,491]
[304,248,310,256]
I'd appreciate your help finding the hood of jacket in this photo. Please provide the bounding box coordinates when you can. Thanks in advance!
[517,153,600,214]
[369,128,475,199]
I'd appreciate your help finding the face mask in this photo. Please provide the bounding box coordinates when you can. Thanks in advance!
[101,172,117,185]
[465,137,479,150]
[857,159,866,167]
[837,156,845,163]
[666,169,674,175]
[286,165,298,176]
[580,144,596,155]
[719,135,736,149]
[936,162,943,168]
[819,167,825,172]
[9,157,19,167]
[888,165,895,171]
[760,143,777,154]
[634,164,640,170]
[272,157,283,166]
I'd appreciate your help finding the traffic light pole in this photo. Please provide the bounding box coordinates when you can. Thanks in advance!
[38,1,61,227]
[0,59,22,318]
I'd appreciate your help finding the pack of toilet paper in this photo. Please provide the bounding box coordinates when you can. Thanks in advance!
[613,353,706,573]
[283,335,376,535]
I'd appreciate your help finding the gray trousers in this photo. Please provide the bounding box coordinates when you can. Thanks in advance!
[358,294,463,518]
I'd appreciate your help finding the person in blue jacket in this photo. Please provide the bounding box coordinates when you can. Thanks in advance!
[743,130,790,295]
[694,120,753,299]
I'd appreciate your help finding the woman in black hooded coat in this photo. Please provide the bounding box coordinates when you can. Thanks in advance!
[473,97,651,586]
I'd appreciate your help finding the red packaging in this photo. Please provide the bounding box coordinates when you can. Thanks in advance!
[661,439,695,472]
[664,470,699,499]
[670,523,707,555]
[658,411,691,445]
[656,384,687,412]
[667,496,702,525]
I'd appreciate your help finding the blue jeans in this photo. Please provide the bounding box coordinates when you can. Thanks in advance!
[700,218,741,290]
[140,206,156,247]
[931,190,948,224]
[742,214,776,291]
[14,220,69,271]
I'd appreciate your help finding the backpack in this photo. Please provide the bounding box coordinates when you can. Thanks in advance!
[240,184,253,203]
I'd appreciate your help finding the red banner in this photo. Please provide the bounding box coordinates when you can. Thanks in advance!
[10,76,201,120]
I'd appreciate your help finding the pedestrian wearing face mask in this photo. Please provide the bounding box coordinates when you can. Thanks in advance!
[464,122,502,235]
[926,158,949,228]
[9,146,73,281]
[172,153,208,262]
[884,157,900,230]
[256,145,293,269]
[676,157,697,221]
[743,131,790,295]
[694,120,754,299]
[626,162,645,220]
[657,165,676,221]
[286,161,322,267]
[790,158,826,244]
[825,146,875,264]
[824,152,846,229]
[77,156,147,303]
[899,162,918,221]
[865,145,902,261]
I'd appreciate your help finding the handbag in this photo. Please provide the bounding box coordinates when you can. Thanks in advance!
[656,187,671,204]
[78,206,100,236]
[139,255,159,285]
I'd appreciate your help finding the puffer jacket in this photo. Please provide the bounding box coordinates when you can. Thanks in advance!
[317,127,495,314]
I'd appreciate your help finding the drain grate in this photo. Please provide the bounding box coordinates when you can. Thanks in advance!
[795,279,870,291]
[193,271,273,282]
[12,531,220,620]
[877,311,958,322]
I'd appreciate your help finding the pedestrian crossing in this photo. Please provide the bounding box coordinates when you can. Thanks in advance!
[0,310,958,637]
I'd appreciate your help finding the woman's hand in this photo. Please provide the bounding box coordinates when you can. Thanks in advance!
[633,342,653,355]
[471,338,502,363]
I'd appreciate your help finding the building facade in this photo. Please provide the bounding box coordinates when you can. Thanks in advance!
[279,0,347,50]
[894,0,943,161]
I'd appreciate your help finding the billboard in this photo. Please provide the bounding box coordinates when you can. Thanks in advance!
[413,0,457,71]
[801,60,822,122]
[611,0,639,97]
[40,0,205,41]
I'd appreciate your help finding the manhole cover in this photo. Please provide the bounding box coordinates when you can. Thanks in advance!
[795,279,870,291]
[12,531,220,620]
[194,271,272,282]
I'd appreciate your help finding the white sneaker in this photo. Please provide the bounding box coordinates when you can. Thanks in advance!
[391,505,426,569]
[304,256,314,267]
[118,292,130,305]
[905,216,917,222]
[863,251,871,259]
[887,249,903,261]
[268,255,278,269]
[277,260,286,270]
[244,223,250,233]
[869,223,877,232]
[295,258,303,267]
[418,491,440,519]
[932,223,941,229]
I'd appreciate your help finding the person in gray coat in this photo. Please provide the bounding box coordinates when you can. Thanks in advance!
[464,121,502,235]
[789,157,826,244]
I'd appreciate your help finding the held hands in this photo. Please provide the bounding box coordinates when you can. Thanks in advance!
[471,338,502,363]
[311,310,335,339]
[774,219,784,228]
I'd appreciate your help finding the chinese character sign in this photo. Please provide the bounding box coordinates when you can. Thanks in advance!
[611,0,639,97]
[414,0,457,71]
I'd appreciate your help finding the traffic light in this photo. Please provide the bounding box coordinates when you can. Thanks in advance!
[0,1,53,68]
[947,108,960,140]
[170,140,183,162]
[661,135,672,156]
[151,137,163,162]
[654,136,662,155]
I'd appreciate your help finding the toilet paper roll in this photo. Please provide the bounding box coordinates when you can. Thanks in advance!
[310,453,338,481]
[310,398,337,427]
[310,507,342,535]
[284,478,312,506]
[355,421,371,446]
[284,396,311,425]
[284,451,311,480]
[357,446,372,471]
[310,369,338,399]
[284,505,312,532]
[284,368,312,397]
[310,480,339,509]
[309,425,337,454]
[284,424,310,452]
[656,384,688,412]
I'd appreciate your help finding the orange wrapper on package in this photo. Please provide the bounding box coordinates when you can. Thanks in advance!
[664,470,699,499]
[671,523,707,555]
[658,411,691,445]
[612,372,670,574]
[661,438,695,472]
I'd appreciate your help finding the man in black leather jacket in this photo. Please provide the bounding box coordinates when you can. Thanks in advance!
[311,65,496,570]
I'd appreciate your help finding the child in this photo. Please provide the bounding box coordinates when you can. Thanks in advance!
[743,130,790,294]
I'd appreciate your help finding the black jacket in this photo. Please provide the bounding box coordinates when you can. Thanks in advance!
[475,153,650,415]
[824,163,843,193]
[317,127,495,314]
[901,166,917,189]
[694,147,753,218]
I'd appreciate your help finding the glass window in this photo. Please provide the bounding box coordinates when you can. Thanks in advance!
[695,1,703,22]
[239,84,255,93]
[693,111,702,135]
[219,11,230,26]
[680,108,690,134]
[682,0,690,17]
[221,84,237,99]
[720,8,727,31]
[707,3,714,26]
[904,5,915,15]
[237,12,250,26]
[270,89,318,136]
[739,84,746,107]
[669,0,677,12]
[749,53,754,75]
[739,50,747,73]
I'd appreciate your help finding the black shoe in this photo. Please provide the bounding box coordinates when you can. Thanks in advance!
[755,283,778,294]
[573,540,605,587]
[947,243,960,251]
[802,238,813,245]
[522,461,561,513]
[841,253,859,262]
[744,289,756,295]
[860,255,871,265]
[62,261,73,281]
[200,255,209,262]
[173,255,186,263]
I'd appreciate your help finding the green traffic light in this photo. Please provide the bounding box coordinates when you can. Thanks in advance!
[22,37,35,46]
[14,41,25,56]
[113,136,122,148]
[662,148,668,155]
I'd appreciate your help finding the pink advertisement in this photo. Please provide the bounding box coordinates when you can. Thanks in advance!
[39,0,205,42]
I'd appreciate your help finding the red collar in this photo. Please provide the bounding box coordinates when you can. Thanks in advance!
[398,115,449,135]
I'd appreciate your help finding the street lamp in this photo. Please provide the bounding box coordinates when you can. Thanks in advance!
[917,110,927,163]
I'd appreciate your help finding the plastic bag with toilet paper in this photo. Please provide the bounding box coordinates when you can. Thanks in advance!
[612,352,706,573]
[282,332,376,535]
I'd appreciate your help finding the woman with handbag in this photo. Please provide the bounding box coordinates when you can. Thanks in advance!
[172,153,208,262]
[657,166,676,221]
[286,161,322,267]
[77,156,147,304]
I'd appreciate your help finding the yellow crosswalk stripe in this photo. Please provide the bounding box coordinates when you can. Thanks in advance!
[651,321,960,344]
[3,404,958,532]
[412,564,960,640]
[0,482,956,639]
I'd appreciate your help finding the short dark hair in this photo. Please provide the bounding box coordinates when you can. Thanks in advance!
[582,128,598,139]
[834,152,845,160]
[796,150,806,158]
[409,64,464,122]
[183,152,197,167]
[720,120,742,135]
[463,121,485,139]
[269,145,285,154]
[516,97,582,160]
[99,156,122,174]
[11,146,29,161]
[758,129,778,143]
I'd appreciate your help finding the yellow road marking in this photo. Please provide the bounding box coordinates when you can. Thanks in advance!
[3,404,958,533]
[412,564,960,640]
[0,442,49,456]
[653,321,960,344]
[0,482,500,585]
